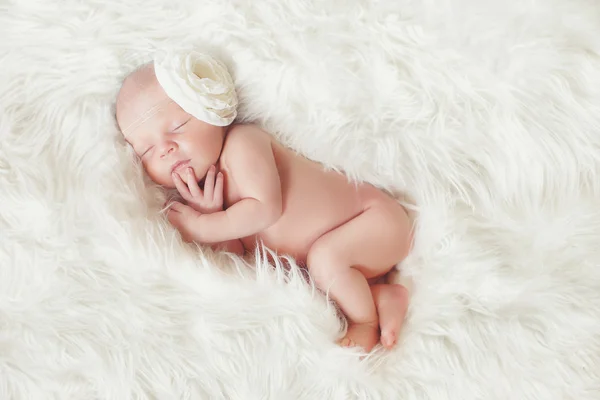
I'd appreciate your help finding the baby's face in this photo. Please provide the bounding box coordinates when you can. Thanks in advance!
[116,67,225,188]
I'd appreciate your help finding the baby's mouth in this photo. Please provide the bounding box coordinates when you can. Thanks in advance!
[171,159,191,175]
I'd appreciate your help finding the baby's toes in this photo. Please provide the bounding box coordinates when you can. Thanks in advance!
[380,329,397,349]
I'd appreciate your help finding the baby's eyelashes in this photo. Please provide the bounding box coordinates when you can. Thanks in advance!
[141,146,153,157]
[171,118,191,132]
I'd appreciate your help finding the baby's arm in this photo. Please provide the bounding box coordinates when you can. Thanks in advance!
[191,125,282,243]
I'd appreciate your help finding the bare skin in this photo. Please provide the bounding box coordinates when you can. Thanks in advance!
[115,64,413,352]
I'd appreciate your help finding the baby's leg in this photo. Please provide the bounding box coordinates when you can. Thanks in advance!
[306,195,412,352]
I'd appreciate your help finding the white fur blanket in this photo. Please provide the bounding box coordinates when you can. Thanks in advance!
[1,0,599,398]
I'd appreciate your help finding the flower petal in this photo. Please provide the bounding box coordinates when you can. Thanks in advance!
[154,50,238,126]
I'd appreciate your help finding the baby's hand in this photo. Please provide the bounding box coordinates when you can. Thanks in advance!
[172,165,223,214]
[166,201,202,243]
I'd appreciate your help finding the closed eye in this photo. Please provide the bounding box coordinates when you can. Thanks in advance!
[172,118,191,132]
[141,146,153,157]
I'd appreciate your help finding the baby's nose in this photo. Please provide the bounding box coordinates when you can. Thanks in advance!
[159,141,177,157]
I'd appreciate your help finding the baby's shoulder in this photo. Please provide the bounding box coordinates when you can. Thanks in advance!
[224,123,271,146]
[220,123,274,168]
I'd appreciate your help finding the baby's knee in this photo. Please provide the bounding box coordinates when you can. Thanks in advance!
[306,240,346,282]
[375,203,413,260]
[307,239,339,268]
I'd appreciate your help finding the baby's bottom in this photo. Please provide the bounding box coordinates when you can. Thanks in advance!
[306,185,413,352]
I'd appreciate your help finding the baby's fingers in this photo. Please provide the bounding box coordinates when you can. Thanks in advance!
[172,172,191,199]
[213,172,224,205]
[167,201,200,224]
[167,201,200,242]
[203,165,216,200]
[185,168,202,198]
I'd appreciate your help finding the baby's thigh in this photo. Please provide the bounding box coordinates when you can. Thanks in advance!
[354,194,412,274]
[307,190,412,279]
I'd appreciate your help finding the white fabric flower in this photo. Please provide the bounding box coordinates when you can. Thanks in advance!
[154,51,238,126]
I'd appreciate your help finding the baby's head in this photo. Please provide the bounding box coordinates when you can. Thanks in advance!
[115,52,238,188]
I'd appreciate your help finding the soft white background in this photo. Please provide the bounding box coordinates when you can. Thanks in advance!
[1,0,600,398]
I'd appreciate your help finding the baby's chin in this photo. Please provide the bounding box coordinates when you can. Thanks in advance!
[145,170,177,189]
[149,175,176,189]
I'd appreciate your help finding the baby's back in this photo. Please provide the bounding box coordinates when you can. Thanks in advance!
[240,133,365,261]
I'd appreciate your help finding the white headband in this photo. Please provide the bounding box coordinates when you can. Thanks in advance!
[153,51,238,126]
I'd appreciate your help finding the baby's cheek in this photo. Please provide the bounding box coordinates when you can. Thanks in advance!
[145,162,172,188]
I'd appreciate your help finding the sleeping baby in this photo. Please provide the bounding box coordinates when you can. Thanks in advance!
[115,51,413,352]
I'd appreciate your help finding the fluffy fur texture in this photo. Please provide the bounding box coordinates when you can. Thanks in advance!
[1,0,600,398]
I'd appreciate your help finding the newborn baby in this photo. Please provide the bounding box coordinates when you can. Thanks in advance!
[115,52,413,352]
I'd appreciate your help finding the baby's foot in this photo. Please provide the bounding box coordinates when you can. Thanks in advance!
[376,284,409,349]
[338,322,379,352]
